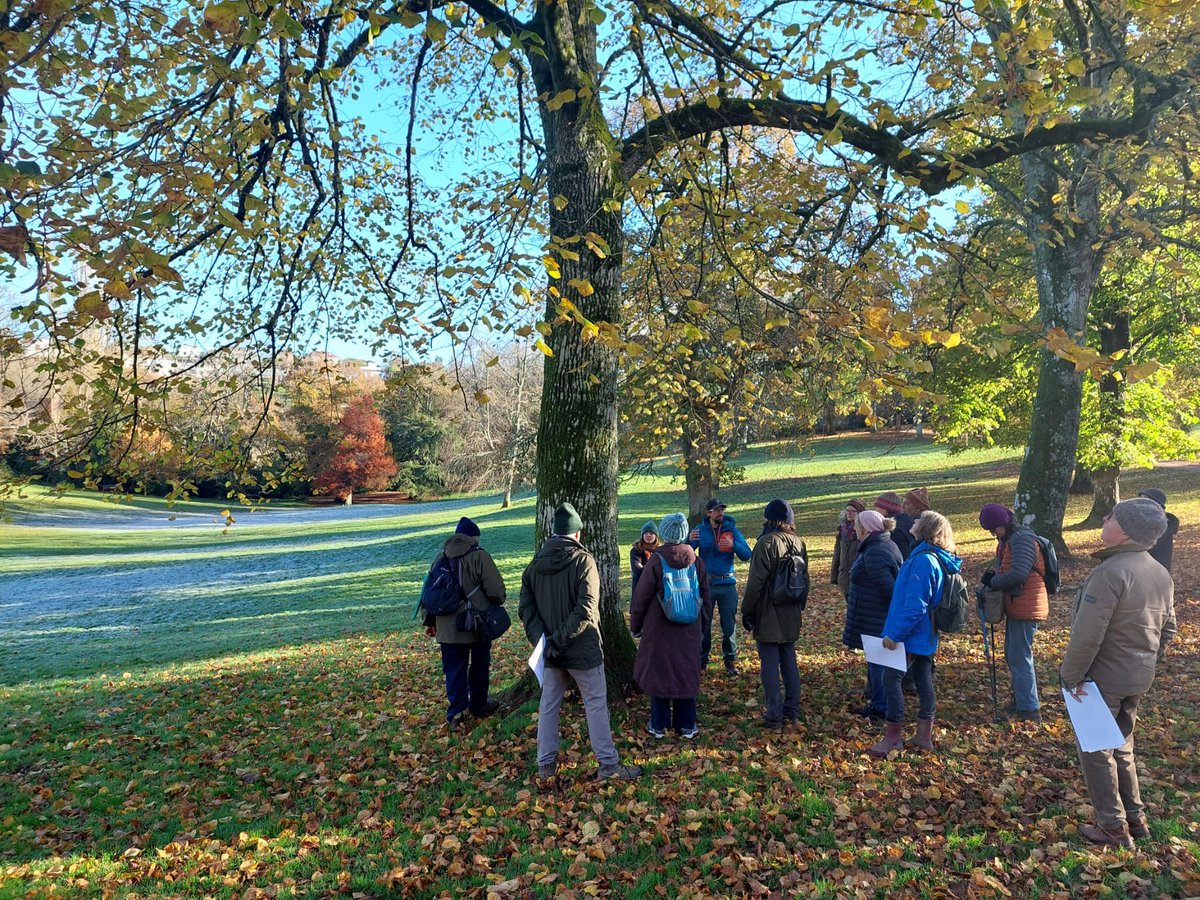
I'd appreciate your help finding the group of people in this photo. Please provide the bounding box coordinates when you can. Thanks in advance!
[418,487,1179,848]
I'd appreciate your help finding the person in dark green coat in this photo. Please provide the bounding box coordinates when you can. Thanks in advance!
[741,499,809,730]
[519,502,642,782]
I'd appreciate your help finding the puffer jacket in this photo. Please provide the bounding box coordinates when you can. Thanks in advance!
[830,518,859,598]
[842,531,903,649]
[1149,512,1179,573]
[630,544,713,699]
[890,511,916,559]
[518,535,603,670]
[630,539,658,593]
[990,525,1049,621]
[1060,545,1177,697]
[741,527,808,644]
[882,541,963,657]
[421,534,507,644]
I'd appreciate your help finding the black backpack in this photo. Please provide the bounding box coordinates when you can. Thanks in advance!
[420,547,478,616]
[1032,533,1060,594]
[919,549,970,633]
[772,550,810,608]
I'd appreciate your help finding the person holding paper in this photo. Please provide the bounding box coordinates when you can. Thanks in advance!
[841,509,903,723]
[630,513,713,739]
[518,502,642,782]
[1060,497,1176,848]
[871,511,962,757]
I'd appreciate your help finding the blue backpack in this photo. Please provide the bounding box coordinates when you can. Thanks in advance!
[420,548,478,616]
[659,558,701,624]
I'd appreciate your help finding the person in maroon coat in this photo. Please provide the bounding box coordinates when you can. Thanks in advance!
[630,512,714,738]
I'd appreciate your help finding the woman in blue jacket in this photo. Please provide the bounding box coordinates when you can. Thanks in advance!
[870,510,962,757]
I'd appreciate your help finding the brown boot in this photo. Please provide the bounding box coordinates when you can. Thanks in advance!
[867,721,905,758]
[1127,816,1149,840]
[907,717,934,751]
[1079,821,1134,849]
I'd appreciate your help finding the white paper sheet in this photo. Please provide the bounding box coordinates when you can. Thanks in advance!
[1062,682,1126,752]
[528,635,547,686]
[861,635,908,672]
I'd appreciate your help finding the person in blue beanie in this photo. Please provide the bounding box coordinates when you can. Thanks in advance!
[689,498,752,674]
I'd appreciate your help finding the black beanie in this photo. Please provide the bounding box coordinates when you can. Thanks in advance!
[764,498,794,525]
[455,516,481,537]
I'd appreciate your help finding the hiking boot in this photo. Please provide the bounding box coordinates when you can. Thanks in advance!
[907,717,935,751]
[1079,821,1134,849]
[1127,816,1149,840]
[646,724,666,739]
[471,698,500,719]
[595,763,642,782]
[868,721,905,758]
[1000,701,1018,718]
[680,726,700,740]
[761,717,784,732]
[537,761,559,779]
[724,659,738,675]
[446,712,469,732]
[1016,709,1042,724]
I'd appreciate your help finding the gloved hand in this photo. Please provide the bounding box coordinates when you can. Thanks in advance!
[742,616,754,632]
[981,571,995,588]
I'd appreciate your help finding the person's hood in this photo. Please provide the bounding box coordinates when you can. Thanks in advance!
[532,535,589,575]
[1091,544,1150,562]
[656,543,697,567]
[912,540,963,573]
[859,531,894,549]
[443,533,479,559]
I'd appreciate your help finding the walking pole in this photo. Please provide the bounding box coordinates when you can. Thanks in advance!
[979,599,1000,721]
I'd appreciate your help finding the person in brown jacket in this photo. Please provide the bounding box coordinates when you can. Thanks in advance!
[741,499,809,730]
[421,517,507,729]
[830,499,866,598]
[630,513,713,738]
[979,503,1050,723]
[1061,498,1176,849]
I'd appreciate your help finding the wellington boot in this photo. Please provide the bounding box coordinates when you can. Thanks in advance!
[907,717,935,751]
[867,721,905,758]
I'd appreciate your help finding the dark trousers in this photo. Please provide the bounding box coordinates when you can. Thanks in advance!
[757,641,801,723]
[883,654,935,723]
[440,641,491,720]
[865,662,888,715]
[650,696,697,733]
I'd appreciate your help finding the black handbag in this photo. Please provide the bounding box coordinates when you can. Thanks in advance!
[472,602,511,642]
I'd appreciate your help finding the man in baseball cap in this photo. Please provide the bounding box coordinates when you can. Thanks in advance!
[689,498,752,674]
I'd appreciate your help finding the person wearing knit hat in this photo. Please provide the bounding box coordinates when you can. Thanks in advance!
[421,516,508,729]
[1060,499,1176,848]
[740,499,808,730]
[519,502,642,782]
[979,502,1049,723]
[831,499,868,600]
[874,492,915,559]
[630,512,714,739]
[629,520,661,595]
[904,488,931,515]
[842,507,902,724]
[687,497,752,675]
[1137,489,1179,573]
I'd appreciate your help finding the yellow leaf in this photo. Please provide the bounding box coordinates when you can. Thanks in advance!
[552,195,568,211]
[546,90,577,112]
[534,338,554,357]
[542,257,561,279]
[955,200,970,215]
[705,94,721,109]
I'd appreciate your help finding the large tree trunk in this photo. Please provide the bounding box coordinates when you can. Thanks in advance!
[1012,154,1102,553]
[529,2,636,693]
[1082,306,1130,526]
[681,428,717,525]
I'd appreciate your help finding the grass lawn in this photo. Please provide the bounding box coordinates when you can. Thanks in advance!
[2,433,1198,897]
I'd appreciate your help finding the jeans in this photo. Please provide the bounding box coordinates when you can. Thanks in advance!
[536,664,619,768]
[757,641,800,723]
[440,641,491,720]
[865,662,888,715]
[1005,618,1040,711]
[883,654,935,723]
[1077,690,1143,828]
[701,581,739,664]
[650,696,697,733]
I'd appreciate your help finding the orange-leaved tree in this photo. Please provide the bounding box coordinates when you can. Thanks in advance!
[313,395,398,501]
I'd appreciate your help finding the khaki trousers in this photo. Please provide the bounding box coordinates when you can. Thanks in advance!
[1076,689,1143,828]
